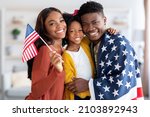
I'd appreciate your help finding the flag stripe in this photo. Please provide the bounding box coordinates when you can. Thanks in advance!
[23,34,39,52]
[22,24,39,62]
[24,31,38,44]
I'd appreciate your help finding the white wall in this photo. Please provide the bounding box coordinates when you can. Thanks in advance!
[0,0,145,30]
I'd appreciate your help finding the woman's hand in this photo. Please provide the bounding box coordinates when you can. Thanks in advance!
[50,51,63,72]
[107,27,118,35]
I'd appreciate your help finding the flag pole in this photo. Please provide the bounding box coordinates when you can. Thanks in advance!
[39,36,53,52]
[39,35,63,72]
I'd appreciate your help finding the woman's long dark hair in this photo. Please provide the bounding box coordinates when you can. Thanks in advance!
[27,7,62,80]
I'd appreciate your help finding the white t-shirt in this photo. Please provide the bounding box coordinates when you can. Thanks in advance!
[66,46,92,80]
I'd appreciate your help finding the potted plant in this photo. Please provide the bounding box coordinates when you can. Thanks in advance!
[11,28,21,39]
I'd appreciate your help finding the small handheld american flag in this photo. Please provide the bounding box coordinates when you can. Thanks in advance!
[22,24,40,62]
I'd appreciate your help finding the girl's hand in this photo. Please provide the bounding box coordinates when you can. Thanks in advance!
[50,51,63,72]
[107,27,118,35]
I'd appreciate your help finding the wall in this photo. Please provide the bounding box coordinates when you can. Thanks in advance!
[0,0,145,30]
[0,0,145,91]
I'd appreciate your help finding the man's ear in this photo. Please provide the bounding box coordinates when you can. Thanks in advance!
[104,16,107,25]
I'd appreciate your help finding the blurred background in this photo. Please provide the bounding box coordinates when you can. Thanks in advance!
[0,0,149,100]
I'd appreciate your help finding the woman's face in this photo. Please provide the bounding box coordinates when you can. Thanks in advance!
[45,11,67,40]
[67,21,84,45]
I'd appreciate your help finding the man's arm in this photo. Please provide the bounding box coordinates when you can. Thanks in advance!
[66,78,89,94]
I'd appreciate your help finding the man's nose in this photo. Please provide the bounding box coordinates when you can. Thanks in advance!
[88,23,95,31]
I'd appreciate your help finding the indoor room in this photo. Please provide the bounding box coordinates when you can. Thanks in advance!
[0,0,149,100]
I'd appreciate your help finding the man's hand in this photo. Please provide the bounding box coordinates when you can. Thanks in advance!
[66,78,89,94]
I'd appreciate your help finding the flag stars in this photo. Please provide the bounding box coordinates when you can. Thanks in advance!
[99,61,104,67]
[122,70,126,76]
[108,70,112,75]
[116,79,123,87]
[96,81,102,87]
[108,38,115,45]
[102,76,107,80]
[109,76,114,83]
[111,45,117,51]
[136,68,140,74]
[105,54,109,59]
[120,40,126,46]
[114,63,121,70]
[125,81,131,89]
[106,34,111,39]
[103,85,110,92]
[124,59,128,66]
[130,51,134,57]
[106,60,112,66]
[114,54,119,60]
[118,35,123,38]
[129,61,134,67]
[112,89,119,97]
[101,46,107,52]
[134,55,138,60]
[128,71,133,78]
[122,49,128,56]
[102,69,105,74]
[98,93,104,100]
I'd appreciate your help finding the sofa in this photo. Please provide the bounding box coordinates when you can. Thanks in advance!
[2,71,31,100]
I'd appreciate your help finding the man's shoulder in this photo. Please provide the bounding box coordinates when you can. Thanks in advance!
[105,33,130,44]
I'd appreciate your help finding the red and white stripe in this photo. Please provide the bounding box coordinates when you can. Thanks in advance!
[23,31,39,52]
[118,77,144,100]
[22,31,39,62]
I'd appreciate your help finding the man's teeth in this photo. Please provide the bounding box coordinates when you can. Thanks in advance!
[90,32,97,36]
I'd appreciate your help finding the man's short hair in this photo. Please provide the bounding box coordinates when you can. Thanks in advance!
[78,1,104,17]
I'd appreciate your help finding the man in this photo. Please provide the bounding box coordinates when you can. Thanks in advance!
[66,1,144,100]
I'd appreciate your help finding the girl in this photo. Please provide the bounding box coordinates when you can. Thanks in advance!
[62,13,118,100]
[26,7,66,100]
[62,14,95,100]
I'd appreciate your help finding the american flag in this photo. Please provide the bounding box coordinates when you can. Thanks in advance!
[22,24,40,62]
[93,32,144,100]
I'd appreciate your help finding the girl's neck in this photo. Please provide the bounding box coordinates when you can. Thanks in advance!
[67,43,80,52]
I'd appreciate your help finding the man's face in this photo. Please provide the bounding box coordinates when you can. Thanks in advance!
[81,12,106,43]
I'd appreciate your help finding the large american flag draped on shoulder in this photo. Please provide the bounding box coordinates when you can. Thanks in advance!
[92,32,144,100]
[22,24,40,62]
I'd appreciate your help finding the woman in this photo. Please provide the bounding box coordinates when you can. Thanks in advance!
[26,7,67,100]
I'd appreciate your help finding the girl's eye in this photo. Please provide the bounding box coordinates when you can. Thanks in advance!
[70,30,74,33]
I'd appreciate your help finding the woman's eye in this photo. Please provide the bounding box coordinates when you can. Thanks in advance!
[60,19,65,22]
[49,23,54,26]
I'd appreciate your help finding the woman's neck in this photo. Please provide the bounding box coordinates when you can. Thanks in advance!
[52,39,63,54]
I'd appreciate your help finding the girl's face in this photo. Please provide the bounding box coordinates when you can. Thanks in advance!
[45,11,67,40]
[67,21,84,45]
